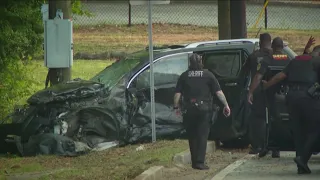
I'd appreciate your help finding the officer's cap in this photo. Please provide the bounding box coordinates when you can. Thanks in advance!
[259,33,271,43]
[272,37,284,48]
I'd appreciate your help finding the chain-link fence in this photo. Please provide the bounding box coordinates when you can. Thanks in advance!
[73,0,320,30]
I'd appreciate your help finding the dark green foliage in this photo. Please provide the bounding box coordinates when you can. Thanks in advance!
[0,0,43,120]
[0,0,43,68]
[72,0,92,17]
[0,0,90,121]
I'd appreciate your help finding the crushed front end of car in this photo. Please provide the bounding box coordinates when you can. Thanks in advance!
[0,75,185,157]
[0,78,122,156]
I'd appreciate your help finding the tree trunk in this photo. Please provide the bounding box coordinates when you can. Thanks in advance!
[218,0,231,40]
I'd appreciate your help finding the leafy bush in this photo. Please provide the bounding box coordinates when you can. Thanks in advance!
[0,0,43,120]
[72,0,92,17]
[0,0,90,121]
[0,63,31,121]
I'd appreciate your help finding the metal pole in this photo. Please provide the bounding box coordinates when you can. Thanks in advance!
[264,0,268,29]
[128,1,132,27]
[148,0,156,142]
[218,0,231,40]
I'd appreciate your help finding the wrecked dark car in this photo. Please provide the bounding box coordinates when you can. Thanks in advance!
[0,39,311,157]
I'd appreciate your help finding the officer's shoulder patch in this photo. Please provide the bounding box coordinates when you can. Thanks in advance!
[257,63,261,71]
[272,54,288,60]
[273,54,288,60]
[257,57,264,63]
[296,55,312,61]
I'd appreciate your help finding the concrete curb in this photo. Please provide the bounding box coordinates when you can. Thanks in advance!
[173,141,216,164]
[133,166,164,180]
[133,141,216,180]
[210,154,257,180]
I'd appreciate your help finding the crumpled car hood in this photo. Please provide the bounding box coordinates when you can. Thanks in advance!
[27,79,107,105]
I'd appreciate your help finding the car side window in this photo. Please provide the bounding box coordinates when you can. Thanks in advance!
[203,51,241,78]
[134,53,189,89]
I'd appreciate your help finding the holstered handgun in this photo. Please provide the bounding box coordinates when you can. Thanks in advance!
[186,99,211,112]
[307,82,320,99]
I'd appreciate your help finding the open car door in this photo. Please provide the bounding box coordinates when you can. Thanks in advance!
[198,45,254,143]
[267,66,294,151]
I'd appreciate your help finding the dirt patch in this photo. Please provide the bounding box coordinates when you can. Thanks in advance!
[161,148,249,180]
[73,23,320,55]
[5,169,66,180]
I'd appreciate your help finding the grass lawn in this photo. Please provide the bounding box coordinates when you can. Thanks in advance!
[0,140,188,180]
[1,59,189,180]
[73,23,320,55]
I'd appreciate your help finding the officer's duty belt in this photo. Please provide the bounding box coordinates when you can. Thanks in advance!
[288,85,309,91]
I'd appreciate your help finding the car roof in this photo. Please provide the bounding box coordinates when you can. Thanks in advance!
[146,38,289,54]
[133,38,293,66]
[140,43,255,63]
[185,38,260,48]
[185,38,289,48]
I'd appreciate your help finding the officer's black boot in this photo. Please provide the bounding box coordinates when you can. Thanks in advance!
[294,156,311,174]
[298,167,311,174]
[249,147,262,154]
[258,148,269,158]
[272,150,280,158]
[192,164,209,170]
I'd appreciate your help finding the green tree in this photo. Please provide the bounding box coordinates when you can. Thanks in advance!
[0,0,90,121]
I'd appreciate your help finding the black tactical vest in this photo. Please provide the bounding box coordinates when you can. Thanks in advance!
[264,53,290,81]
[287,55,318,86]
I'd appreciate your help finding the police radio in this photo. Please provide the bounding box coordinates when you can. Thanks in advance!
[308,82,320,99]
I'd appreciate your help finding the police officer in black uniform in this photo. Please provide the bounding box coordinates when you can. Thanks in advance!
[258,37,290,158]
[262,46,320,174]
[173,53,231,170]
[244,33,273,154]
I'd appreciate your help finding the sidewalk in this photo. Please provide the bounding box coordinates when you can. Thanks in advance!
[212,152,320,180]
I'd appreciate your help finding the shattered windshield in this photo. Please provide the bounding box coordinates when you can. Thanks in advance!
[90,51,149,89]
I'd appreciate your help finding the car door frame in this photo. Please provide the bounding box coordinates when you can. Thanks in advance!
[126,52,193,90]
[126,51,192,126]
[198,47,252,141]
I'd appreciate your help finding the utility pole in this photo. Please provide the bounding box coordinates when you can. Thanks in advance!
[230,0,247,39]
[218,0,231,40]
[47,0,72,87]
[264,0,268,29]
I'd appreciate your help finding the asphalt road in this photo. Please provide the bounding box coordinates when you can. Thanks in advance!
[74,2,320,30]
[211,152,320,180]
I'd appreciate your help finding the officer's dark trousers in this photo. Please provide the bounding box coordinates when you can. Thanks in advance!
[249,88,267,150]
[183,109,211,166]
[266,88,282,151]
[286,91,320,164]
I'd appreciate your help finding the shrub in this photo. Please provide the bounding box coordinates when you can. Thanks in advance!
[0,0,90,121]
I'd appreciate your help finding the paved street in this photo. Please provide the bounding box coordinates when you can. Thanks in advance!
[74,2,320,30]
[212,152,320,180]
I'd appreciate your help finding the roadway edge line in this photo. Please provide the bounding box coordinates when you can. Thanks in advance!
[210,154,257,180]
